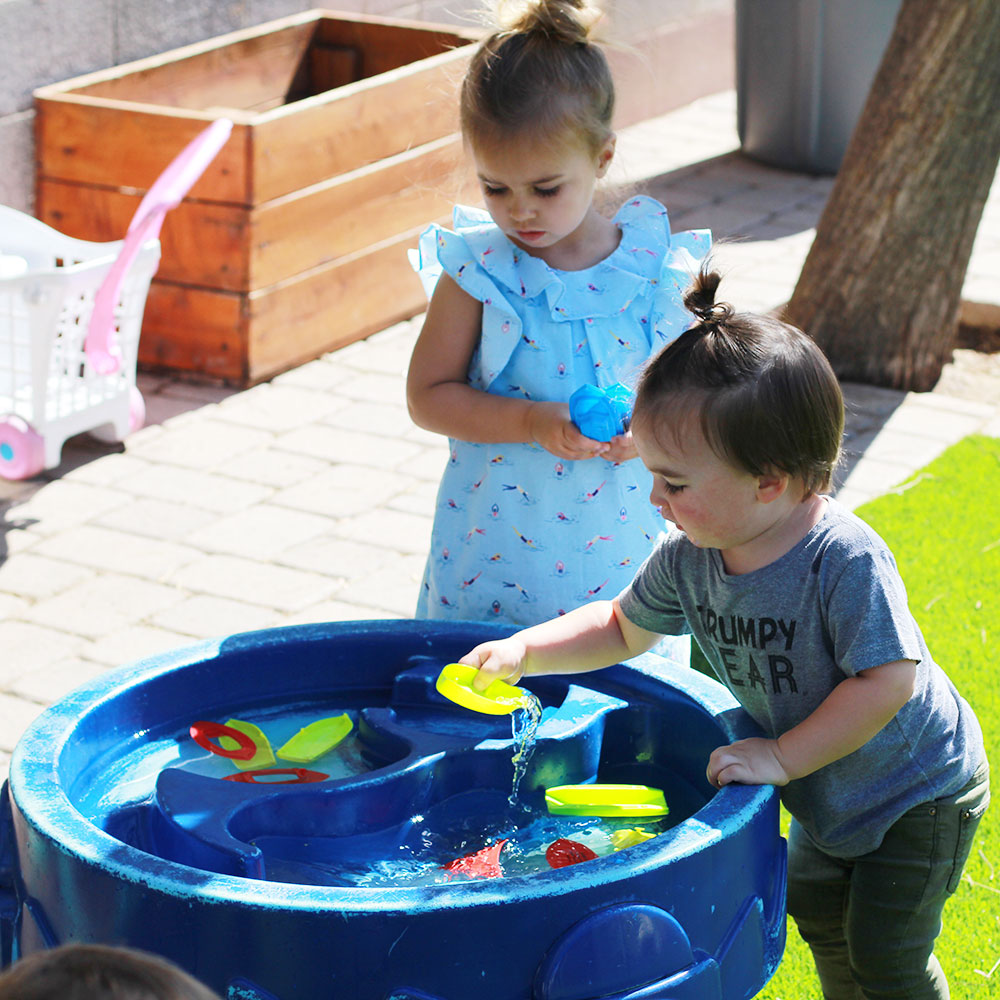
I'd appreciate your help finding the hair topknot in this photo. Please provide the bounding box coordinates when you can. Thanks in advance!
[496,0,602,42]
[462,1,614,155]
[683,268,735,327]
[633,264,845,497]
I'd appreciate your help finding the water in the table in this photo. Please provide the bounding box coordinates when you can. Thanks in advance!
[247,694,670,887]
[79,697,673,887]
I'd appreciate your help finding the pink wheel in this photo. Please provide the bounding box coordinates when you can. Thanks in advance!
[0,416,46,480]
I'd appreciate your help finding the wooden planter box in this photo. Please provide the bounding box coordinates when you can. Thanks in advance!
[34,9,478,385]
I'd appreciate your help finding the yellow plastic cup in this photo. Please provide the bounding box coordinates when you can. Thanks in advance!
[545,783,669,818]
[435,663,529,716]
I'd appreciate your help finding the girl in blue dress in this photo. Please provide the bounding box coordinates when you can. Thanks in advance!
[407,0,710,646]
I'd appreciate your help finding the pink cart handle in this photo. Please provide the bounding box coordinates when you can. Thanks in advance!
[84,118,233,375]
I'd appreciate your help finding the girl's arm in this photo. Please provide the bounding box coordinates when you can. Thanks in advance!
[406,274,608,460]
[461,597,662,688]
[707,659,916,787]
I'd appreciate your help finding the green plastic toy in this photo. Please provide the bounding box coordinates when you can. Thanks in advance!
[277,714,353,764]
[611,827,657,850]
[544,783,669,818]
[220,718,275,772]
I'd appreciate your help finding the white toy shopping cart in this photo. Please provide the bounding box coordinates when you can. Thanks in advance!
[0,118,232,480]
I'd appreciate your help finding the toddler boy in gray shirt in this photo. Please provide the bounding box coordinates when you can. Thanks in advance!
[458,268,987,1000]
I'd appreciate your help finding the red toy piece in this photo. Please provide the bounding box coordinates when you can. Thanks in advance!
[545,838,598,868]
[190,720,256,761]
[441,839,508,880]
[223,768,328,784]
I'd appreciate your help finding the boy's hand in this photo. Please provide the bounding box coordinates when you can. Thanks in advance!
[710,661,916,787]
[707,738,792,788]
[527,402,609,461]
[460,637,529,691]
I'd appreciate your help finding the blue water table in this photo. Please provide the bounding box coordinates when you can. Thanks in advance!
[0,620,786,999]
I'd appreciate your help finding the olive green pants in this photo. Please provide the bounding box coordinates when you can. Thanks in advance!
[787,762,989,999]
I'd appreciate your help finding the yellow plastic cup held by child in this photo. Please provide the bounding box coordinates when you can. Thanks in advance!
[435,663,530,716]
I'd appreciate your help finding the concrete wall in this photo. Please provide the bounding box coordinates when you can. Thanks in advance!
[0,0,731,214]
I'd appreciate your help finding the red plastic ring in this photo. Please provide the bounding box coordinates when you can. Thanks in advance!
[222,768,328,785]
[190,720,257,761]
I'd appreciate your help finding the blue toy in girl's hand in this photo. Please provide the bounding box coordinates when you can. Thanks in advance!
[569,383,634,441]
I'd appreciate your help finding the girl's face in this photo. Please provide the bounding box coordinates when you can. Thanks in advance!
[632,414,782,560]
[471,132,614,266]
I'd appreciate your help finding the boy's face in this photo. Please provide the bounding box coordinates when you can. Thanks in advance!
[632,416,772,554]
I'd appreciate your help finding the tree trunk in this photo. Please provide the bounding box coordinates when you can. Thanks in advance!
[784,0,1000,391]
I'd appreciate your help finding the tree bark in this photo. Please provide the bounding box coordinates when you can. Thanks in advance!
[784,0,1000,391]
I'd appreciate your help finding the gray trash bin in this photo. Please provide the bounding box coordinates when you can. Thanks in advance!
[736,0,902,174]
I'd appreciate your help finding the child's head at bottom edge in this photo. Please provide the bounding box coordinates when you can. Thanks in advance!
[632,266,845,500]
[0,943,221,1000]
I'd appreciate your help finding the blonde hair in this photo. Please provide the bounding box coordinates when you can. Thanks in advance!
[461,0,614,155]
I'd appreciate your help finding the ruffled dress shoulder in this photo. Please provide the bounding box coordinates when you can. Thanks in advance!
[410,196,711,394]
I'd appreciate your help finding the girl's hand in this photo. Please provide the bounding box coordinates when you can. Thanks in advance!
[528,402,609,460]
[706,738,792,788]
[460,638,529,690]
[601,430,638,464]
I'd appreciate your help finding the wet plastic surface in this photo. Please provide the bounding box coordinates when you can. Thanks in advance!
[0,619,786,999]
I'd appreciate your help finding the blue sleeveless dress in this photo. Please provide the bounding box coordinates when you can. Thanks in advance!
[410,196,710,647]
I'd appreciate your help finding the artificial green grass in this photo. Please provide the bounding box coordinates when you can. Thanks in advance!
[755,434,1000,998]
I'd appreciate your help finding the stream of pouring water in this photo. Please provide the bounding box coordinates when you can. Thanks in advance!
[508,692,543,809]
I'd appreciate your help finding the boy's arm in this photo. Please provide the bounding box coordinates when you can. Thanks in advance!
[707,659,916,787]
[462,597,662,689]
[406,274,608,460]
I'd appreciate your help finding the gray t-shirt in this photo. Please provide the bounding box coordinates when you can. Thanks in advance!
[619,497,985,857]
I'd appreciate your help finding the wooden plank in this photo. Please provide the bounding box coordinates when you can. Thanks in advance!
[251,47,470,202]
[249,134,474,288]
[72,22,317,111]
[315,18,480,79]
[135,222,442,386]
[246,224,432,383]
[36,135,472,294]
[138,282,247,383]
[35,178,249,290]
[35,177,123,244]
[32,10,323,102]
[34,101,249,204]
[303,43,363,97]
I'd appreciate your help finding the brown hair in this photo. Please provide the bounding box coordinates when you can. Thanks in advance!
[461,1,614,155]
[633,268,844,497]
[0,945,221,1000]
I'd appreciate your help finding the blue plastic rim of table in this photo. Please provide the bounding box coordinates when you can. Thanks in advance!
[0,620,786,1000]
